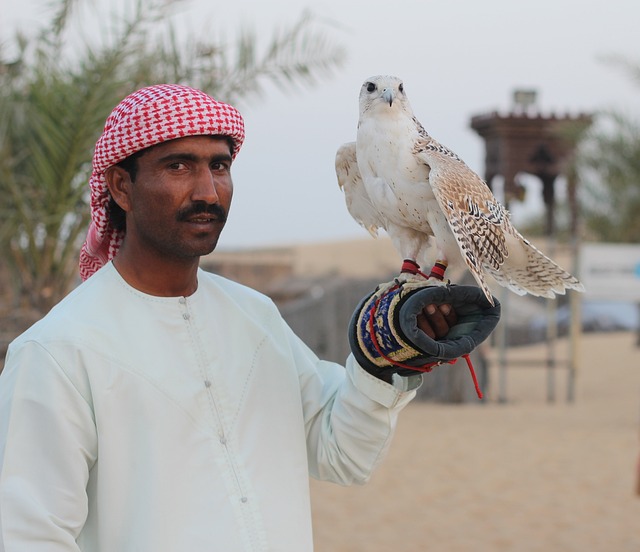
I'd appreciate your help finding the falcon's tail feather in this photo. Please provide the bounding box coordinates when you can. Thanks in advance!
[486,234,585,299]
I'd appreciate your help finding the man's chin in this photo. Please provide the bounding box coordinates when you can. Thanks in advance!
[170,239,220,261]
[193,235,222,258]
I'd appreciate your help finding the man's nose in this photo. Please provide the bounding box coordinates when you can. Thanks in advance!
[192,167,221,204]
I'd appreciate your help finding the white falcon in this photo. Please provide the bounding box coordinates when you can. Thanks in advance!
[336,75,584,304]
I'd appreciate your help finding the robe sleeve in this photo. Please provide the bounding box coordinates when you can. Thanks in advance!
[0,340,98,551]
[287,324,421,485]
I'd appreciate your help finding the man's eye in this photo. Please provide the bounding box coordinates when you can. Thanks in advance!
[212,162,229,172]
[168,162,186,170]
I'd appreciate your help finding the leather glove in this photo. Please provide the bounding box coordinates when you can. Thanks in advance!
[349,281,501,387]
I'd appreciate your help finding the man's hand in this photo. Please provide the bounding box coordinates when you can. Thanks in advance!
[417,304,458,339]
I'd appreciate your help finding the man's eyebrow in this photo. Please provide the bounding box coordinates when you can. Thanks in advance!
[210,153,233,163]
[156,152,233,164]
[156,152,198,163]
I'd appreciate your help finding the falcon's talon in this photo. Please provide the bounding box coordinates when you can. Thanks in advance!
[395,272,428,285]
[424,277,449,287]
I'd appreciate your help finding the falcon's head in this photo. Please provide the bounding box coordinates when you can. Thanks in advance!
[358,75,412,117]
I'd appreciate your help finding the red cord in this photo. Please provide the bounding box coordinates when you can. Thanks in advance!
[401,259,431,280]
[462,354,483,399]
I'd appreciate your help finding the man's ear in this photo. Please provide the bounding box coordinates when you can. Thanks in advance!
[105,165,132,213]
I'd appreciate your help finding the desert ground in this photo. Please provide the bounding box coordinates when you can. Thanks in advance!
[310,331,640,552]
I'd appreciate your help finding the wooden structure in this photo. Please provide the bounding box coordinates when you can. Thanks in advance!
[470,91,592,403]
[471,106,592,234]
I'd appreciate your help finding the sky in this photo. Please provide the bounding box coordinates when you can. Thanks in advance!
[3,0,640,251]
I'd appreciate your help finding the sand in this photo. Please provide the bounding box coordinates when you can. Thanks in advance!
[310,331,640,551]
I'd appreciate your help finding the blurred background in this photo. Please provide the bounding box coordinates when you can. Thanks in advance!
[1,1,639,550]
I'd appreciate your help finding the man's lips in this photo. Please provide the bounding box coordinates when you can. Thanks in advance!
[186,215,220,223]
[178,203,227,224]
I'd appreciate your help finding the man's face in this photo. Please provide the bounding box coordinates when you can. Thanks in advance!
[122,135,234,262]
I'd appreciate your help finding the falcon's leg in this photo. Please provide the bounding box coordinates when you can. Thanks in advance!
[387,227,449,286]
[397,258,450,289]
[394,258,429,284]
[401,259,427,276]
[428,259,448,281]
[418,259,450,288]
[386,225,430,282]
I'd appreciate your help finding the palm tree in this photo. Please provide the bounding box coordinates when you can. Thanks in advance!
[579,110,640,243]
[0,0,346,314]
[577,57,640,243]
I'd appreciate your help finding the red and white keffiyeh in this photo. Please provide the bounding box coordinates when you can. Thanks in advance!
[79,84,245,281]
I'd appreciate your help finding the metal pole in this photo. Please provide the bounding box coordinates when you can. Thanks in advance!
[541,173,558,403]
[566,169,582,403]
[497,286,509,403]
[497,181,510,404]
[567,290,581,402]
[546,296,557,403]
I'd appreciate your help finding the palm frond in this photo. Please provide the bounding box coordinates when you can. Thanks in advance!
[0,0,346,312]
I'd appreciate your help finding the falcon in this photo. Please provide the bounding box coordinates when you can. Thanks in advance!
[336,75,584,305]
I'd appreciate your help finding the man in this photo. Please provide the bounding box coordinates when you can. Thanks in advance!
[0,84,496,551]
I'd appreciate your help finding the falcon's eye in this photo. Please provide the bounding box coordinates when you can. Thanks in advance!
[366,82,376,93]
[399,83,404,93]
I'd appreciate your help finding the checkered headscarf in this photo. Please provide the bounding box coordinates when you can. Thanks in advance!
[79,84,245,281]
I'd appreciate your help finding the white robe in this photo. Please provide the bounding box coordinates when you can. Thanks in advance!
[0,262,420,551]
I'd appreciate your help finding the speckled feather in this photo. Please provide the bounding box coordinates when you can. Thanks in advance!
[413,131,583,302]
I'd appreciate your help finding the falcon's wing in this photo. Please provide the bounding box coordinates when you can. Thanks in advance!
[336,142,384,238]
[413,136,512,293]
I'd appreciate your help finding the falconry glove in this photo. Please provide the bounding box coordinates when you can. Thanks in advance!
[349,281,501,395]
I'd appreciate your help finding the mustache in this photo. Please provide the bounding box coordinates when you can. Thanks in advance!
[177,202,228,222]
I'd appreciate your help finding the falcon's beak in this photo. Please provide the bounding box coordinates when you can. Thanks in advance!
[381,88,394,106]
